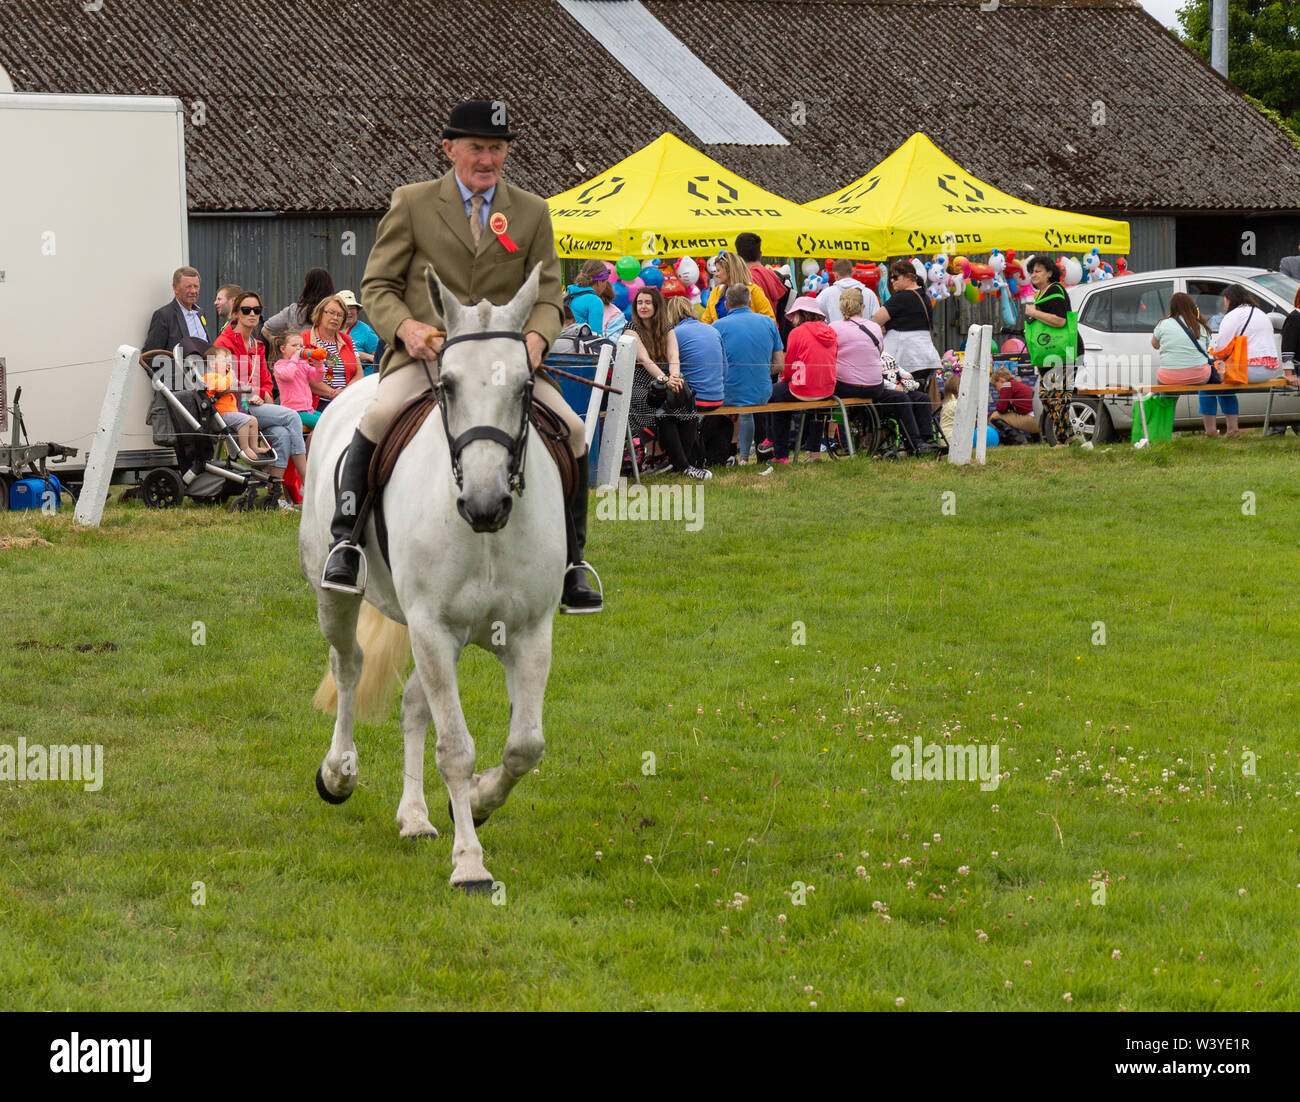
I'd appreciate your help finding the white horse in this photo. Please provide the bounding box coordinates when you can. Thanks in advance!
[299,263,566,891]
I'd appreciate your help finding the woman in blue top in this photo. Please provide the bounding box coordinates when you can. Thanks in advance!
[565,259,625,340]
[666,296,732,464]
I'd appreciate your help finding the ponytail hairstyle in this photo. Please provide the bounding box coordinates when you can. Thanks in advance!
[577,258,615,305]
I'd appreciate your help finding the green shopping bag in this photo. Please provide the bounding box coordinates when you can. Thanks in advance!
[1130,394,1177,443]
[1026,285,1078,370]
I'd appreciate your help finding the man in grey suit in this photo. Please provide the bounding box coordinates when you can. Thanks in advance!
[144,267,210,351]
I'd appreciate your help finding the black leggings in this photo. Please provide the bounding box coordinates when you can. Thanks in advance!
[656,417,700,471]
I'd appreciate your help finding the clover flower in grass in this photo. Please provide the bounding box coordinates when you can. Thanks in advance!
[1063,992,1073,1004]
[1112,949,1122,960]
[958,866,970,876]
[895,997,905,1007]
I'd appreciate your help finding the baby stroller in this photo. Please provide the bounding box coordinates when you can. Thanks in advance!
[135,337,285,511]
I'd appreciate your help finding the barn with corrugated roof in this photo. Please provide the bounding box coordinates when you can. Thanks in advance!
[2,0,1297,317]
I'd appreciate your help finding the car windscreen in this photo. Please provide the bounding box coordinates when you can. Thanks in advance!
[1254,272,1300,307]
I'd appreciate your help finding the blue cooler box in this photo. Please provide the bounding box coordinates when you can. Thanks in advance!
[9,475,62,510]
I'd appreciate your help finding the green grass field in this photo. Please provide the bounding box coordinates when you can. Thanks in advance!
[1,436,1298,1011]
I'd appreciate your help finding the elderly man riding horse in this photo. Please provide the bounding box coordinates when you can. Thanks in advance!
[321,99,602,614]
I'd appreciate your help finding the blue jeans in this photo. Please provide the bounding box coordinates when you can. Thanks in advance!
[1198,392,1238,416]
[249,402,306,465]
[738,413,755,458]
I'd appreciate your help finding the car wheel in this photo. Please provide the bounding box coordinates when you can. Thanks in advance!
[1044,397,1103,445]
[1089,402,1115,444]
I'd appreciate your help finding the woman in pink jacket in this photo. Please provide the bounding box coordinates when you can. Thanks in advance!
[768,297,837,463]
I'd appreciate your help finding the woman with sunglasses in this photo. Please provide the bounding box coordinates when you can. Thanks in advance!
[216,290,307,503]
[870,261,942,376]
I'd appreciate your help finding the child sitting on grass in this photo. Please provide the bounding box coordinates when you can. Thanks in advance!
[939,373,960,441]
[204,345,268,462]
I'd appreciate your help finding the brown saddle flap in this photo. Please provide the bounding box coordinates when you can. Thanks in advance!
[371,389,577,503]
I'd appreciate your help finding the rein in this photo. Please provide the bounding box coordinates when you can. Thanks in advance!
[430,330,534,494]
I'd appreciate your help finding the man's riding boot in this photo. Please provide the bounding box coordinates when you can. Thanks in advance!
[321,430,378,594]
[561,457,603,614]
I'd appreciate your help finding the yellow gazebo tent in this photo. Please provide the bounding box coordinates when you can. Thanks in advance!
[549,133,887,260]
[806,133,1129,257]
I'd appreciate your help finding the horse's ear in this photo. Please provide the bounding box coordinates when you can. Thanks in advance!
[496,262,543,332]
[424,263,460,332]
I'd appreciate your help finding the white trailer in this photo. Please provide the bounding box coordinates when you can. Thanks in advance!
[0,93,189,489]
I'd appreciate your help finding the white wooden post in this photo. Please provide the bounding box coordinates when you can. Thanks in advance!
[596,333,637,491]
[973,325,992,465]
[583,341,614,452]
[948,324,986,466]
[74,344,136,527]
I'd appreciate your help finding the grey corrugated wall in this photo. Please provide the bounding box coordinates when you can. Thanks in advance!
[189,214,383,319]
[1124,215,1177,272]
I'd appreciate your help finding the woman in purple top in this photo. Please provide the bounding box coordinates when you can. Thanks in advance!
[829,287,936,456]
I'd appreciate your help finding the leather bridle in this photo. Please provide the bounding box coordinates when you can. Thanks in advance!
[431,330,534,494]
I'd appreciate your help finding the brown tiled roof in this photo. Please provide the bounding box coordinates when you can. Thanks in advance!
[2,0,1296,214]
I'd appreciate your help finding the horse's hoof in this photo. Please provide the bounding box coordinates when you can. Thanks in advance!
[456,879,495,895]
[316,766,351,805]
[447,798,489,829]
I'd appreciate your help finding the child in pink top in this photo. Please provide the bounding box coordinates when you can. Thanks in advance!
[273,332,324,428]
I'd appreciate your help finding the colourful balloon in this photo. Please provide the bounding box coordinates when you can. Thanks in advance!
[625,277,645,301]
[611,281,629,310]
[640,265,664,288]
[964,281,982,303]
[675,256,699,285]
[615,255,640,281]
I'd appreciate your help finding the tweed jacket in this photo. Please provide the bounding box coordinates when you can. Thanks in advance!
[361,170,564,377]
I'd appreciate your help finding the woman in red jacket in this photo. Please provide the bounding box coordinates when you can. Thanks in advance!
[768,296,837,463]
[215,290,307,500]
[303,294,360,411]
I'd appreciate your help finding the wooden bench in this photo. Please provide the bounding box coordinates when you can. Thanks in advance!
[1077,378,1295,442]
[710,397,874,460]
[605,396,876,478]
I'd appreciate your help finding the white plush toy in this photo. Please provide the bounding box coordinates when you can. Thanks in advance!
[927,260,950,301]
[1083,248,1106,282]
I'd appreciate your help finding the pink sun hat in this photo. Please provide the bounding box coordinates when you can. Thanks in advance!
[785,296,826,319]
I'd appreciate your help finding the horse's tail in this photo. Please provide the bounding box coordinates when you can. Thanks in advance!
[313,602,412,722]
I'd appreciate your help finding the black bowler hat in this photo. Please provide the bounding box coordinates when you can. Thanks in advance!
[443,99,517,141]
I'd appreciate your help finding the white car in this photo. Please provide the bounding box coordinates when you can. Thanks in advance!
[1032,267,1299,443]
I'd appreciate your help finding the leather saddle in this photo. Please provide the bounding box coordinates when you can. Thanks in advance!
[362,383,580,568]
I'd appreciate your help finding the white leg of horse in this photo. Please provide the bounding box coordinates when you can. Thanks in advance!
[316,593,363,803]
[409,625,493,889]
[470,620,552,820]
[395,668,438,839]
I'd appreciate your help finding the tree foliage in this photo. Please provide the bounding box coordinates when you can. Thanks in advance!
[1178,1,1300,134]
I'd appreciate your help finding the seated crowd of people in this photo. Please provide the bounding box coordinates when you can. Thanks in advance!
[558,238,952,478]
[143,265,383,507]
